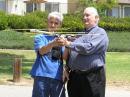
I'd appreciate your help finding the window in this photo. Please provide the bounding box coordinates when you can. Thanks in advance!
[0,1,6,11]
[45,2,59,13]
[112,7,120,18]
[124,7,130,17]
[26,3,39,12]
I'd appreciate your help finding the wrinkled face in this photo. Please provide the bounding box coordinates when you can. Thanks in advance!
[48,17,61,32]
[83,9,98,28]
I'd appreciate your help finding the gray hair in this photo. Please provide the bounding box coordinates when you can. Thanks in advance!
[84,7,99,24]
[84,7,99,16]
[48,11,63,22]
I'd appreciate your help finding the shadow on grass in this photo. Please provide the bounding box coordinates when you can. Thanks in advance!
[0,52,34,83]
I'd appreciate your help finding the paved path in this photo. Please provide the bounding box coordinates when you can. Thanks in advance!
[0,85,130,97]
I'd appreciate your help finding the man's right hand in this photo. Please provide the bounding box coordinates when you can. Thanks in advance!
[52,37,66,47]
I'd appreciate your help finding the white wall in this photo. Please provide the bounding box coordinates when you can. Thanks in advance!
[7,0,26,15]
[6,0,68,15]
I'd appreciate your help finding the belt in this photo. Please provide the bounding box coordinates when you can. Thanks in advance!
[72,67,103,74]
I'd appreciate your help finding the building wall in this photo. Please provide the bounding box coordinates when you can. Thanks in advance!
[7,0,26,15]
[118,0,130,4]
[68,0,79,13]
[0,0,67,15]
[1,0,129,17]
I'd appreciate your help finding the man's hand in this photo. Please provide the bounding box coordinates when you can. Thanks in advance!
[52,37,65,47]
[51,36,72,47]
[63,38,71,46]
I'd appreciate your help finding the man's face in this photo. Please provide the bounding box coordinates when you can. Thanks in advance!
[83,9,98,28]
[48,17,61,32]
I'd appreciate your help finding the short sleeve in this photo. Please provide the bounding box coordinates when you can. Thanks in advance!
[34,35,45,51]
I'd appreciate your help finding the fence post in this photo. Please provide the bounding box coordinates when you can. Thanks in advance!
[13,58,22,82]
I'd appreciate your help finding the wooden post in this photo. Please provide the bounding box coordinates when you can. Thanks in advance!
[13,58,22,82]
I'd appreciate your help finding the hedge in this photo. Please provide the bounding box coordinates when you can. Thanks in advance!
[0,11,130,32]
[0,11,8,30]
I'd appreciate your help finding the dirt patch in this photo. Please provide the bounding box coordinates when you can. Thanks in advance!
[1,77,130,91]
[107,81,130,91]
[0,77,33,86]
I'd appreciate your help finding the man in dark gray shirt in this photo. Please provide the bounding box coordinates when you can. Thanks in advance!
[63,7,109,97]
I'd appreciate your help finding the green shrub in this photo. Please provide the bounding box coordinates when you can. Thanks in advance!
[0,11,8,30]
[25,11,48,29]
[1,11,130,32]
[7,15,27,29]
[63,14,84,32]
[99,17,130,31]
[26,11,48,19]
[24,14,43,29]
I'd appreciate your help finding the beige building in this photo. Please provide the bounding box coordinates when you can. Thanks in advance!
[68,0,79,13]
[0,0,68,15]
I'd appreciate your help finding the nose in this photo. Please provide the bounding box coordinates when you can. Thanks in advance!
[51,23,55,27]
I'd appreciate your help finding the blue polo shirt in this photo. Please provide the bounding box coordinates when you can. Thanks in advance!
[30,34,63,80]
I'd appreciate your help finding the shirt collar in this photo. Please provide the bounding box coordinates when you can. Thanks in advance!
[84,25,97,33]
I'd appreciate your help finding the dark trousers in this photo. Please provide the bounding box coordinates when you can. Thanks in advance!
[67,67,106,97]
[32,77,65,97]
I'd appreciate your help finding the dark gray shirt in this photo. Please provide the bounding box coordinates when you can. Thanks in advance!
[68,26,109,71]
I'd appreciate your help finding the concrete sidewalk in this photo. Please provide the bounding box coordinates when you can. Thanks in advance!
[0,85,130,97]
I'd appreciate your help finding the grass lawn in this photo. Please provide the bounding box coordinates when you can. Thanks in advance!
[106,52,130,86]
[0,49,130,86]
[0,49,36,82]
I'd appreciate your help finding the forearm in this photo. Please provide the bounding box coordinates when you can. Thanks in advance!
[65,34,106,55]
[39,42,54,55]
[63,48,69,60]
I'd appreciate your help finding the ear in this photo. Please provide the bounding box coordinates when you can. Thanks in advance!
[95,15,99,19]
[95,15,99,23]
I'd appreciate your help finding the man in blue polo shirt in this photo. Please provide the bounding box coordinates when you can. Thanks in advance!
[30,12,65,97]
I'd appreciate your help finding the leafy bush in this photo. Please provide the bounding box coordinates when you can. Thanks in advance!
[25,10,48,19]
[7,15,27,29]
[63,14,84,32]
[24,11,48,29]
[24,14,43,29]
[1,11,130,32]
[99,17,130,31]
[0,11,8,30]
